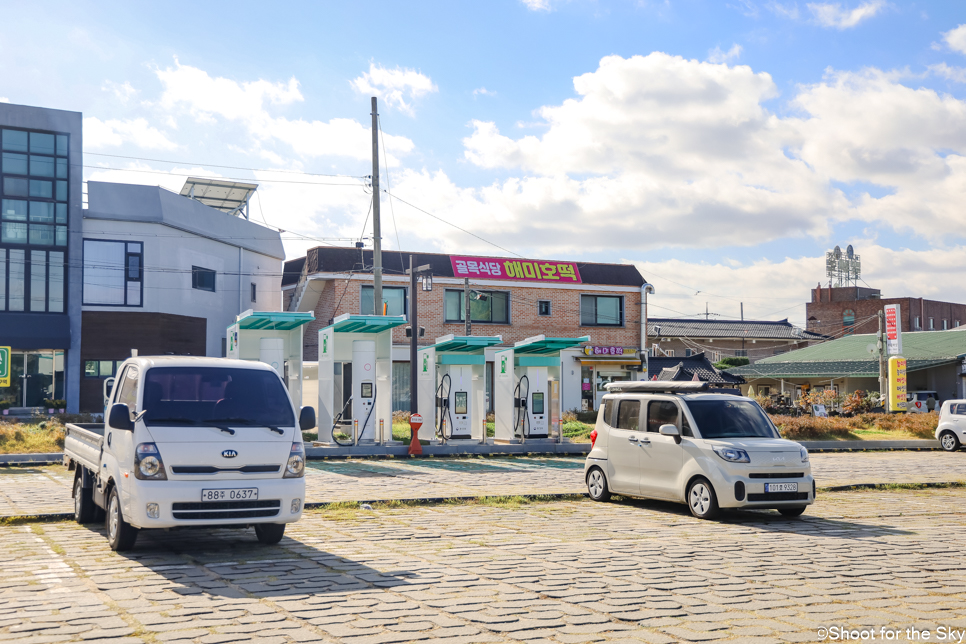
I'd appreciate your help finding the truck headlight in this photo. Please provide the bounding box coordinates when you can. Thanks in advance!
[134,443,167,480]
[712,447,750,463]
[801,447,809,463]
[283,441,305,478]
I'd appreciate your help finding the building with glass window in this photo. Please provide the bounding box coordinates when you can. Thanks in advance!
[0,104,82,412]
[282,246,647,412]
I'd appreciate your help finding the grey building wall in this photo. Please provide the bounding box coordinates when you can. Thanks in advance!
[0,103,83,412]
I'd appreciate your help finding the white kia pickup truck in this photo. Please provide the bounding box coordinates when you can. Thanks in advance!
[64,356,314,551]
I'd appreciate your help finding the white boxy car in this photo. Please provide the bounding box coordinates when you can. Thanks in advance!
[584,382,815,519]
[936,400,966,452]
[64,357,313,551]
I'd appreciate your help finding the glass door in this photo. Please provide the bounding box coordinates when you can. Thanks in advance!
[24,351,55,407]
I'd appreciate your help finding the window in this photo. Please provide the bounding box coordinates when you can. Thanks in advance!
[85,360,121,378]
[929,318,935,330]
[250,282,257,303]
[444,289,509,324]
[952,403,966,415]
[602,399,614,426]
[1,128,68,251]
[192,266,216,292]
[914,316,921,329]
[361,285,407,317]
[648,400,679,433]
[943,319,949,330]
[0,248,62,313]
[538,300,551,316]
[83,240,143,306]
[580,295,623,326]
[115,366,139,410]
[711,351,721,362]
[843,309,855,336]
[957,320,961,328]
[616,400,640,430]
[735,349,748,357]
[664,349,675,357]
[684,349,693,357]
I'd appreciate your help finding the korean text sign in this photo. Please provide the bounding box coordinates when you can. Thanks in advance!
[884,304,902,355]
[450,256,582,284]
[888,356,908,412]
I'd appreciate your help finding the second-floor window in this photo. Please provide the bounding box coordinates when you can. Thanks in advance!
[192,266,216,292]
[361,285,407,317]
[83,240,143,306]
[580,294,623,326]
[444,289,509,324]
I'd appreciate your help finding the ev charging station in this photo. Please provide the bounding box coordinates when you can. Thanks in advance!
[317,314,407,445]
[417,334,502,442]
[226,310,316,406]
[494,335,589,443]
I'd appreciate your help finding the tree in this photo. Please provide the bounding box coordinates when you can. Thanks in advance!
[714,357,750,369]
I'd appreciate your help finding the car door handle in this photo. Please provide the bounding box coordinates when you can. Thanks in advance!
[627,436,638,442]
[639,438,651,445]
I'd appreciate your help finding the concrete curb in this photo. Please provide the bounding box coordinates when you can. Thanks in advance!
[0,453,63,466]
[302,492,588,510]
[800,439,941,452]
[820,481,966,492]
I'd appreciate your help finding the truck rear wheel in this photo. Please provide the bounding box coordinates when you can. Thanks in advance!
[73,476,95,524]
[106,487,138,551]
[255,523,285,545]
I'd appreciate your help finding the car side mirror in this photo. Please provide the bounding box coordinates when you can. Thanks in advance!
[109,403,133,431]
[299,406,316,431]
[659,423,681,444]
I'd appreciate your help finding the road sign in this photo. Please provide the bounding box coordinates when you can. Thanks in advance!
[408,413,424,455]
[0,347,9,388]
[884,304,902,355]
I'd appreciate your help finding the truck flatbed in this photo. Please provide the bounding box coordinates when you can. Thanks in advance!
[64,423,105,472]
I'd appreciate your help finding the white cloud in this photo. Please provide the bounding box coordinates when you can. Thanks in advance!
[0,97,9,103]
[83,117,178,150]
[102,80,137,103]
[350,63,437,117]
[766,1,801,19]
[85,162,222,194]
[929,62,966,83]
[521,0,552,11]
[807,1,885,29]
[155,60,415,165]
[943,24,966,55]
[473,87,497,97]
[708,44,743,64]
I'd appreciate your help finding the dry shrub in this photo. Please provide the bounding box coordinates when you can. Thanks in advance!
[391,410,412,424]
[0,420,66,453]
[772,412,937,440]
[562,409,579,423]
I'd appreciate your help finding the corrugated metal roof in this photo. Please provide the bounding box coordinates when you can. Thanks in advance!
[647,318,825,340]
[729,358,956,378]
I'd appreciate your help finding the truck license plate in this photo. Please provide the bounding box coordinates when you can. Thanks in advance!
[201,488,258,502]
[765,483,798,493]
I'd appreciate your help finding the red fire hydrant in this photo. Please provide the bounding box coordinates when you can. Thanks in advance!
[408,413,423,455]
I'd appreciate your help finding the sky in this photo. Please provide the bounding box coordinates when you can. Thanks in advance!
[2,0,966,327]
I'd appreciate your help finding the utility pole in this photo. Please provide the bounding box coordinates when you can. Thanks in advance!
[878,309,887,406]
[464,278,472,336]
[371,97,383,315]
[410,254,418,414]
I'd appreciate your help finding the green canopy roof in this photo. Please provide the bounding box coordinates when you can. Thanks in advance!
[236,311,315,331]
[326,314,408,334]
[513,335,590,355]
[433,335,503,353]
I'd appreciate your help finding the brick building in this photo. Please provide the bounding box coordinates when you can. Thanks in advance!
[645,318,825,364]
[282,247,647,411]
[806,285,966,338]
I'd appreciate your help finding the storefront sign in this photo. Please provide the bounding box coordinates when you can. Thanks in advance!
[583,346,625,356]
[451,255,582,284]
[0,347,9,388]
[888,356,908,412]
[884,304,902,355]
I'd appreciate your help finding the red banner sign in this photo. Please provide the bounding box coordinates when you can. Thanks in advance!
[450,255,582,283]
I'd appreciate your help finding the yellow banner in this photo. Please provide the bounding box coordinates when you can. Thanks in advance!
[0,346,9,388]
[888,356,907,412]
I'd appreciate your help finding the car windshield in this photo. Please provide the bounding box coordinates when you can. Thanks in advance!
[141,367,294,428]
[686,399,779,439]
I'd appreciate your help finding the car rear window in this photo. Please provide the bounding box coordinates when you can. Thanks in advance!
[951,403,966,415]
[142,367,294,428]
[616,400,640,430]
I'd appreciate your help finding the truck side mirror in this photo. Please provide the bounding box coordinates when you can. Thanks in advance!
[299,406,316,431]
[109,403,134,431]
[659,423,681,444]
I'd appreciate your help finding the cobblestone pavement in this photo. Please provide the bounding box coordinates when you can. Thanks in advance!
[2,487,966,643]
[3,451,966,517]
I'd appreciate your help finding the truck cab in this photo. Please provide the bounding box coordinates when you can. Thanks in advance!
[65,356,314,551]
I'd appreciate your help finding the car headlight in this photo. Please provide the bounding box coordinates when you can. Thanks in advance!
[801,447,809,463]
[713,447,750,463]
[134,443,167,480]
[283,441,305,478]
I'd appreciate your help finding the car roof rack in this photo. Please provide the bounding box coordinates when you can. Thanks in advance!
[604,381,710,394]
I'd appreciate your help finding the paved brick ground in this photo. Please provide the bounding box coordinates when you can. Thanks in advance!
[2,487,966,643]
[2,451,966,517]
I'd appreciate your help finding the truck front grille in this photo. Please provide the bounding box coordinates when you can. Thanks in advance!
[172,499,280,520]
[170,465,280,474]
[747,492,809,502]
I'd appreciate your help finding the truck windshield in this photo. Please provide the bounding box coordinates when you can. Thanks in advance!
[686,399,779,439]
[141,367,295,428]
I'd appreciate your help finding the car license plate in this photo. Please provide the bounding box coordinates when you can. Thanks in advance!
[201,488,258,502]
[765,482,798,493]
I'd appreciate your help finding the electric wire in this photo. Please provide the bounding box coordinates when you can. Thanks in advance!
[377,115,402,253]
[80,164,365,186]
[83,152,366,178]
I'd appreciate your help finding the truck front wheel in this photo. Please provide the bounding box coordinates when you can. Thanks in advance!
[106,487,138,551]
[73,476,96,524]
[255,523,285,545]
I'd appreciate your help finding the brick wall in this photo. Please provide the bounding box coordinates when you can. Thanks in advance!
[806,296,966,338]
[300,276,642,360]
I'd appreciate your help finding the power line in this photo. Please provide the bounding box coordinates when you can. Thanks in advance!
[377,115,402,253]
[83,152,366,178]
[80,164,365,187]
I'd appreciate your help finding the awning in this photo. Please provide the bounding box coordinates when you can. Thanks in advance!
[327,314,408,334]
[0,313,70,349]
[514,335,590,356]
[433,335,503,353]
[236,311,315,331]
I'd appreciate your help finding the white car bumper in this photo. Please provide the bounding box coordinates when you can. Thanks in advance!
[121,477,306,529]
[707,466,815,509]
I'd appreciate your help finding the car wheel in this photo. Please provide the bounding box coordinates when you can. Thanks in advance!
[255,523,286,545]
[687,478,720,520]
[73,476,95,524]
[939,431,960,452]
[778,506,806,518]
[106,487,139,552]
[586,467,611,502]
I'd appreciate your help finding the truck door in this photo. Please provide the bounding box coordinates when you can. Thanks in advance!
[105,365,139,489]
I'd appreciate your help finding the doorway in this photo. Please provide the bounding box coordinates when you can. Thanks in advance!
[1,350,63,408]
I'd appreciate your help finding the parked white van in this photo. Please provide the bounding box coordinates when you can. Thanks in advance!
[936,400,966,452]
[584,381,815,519]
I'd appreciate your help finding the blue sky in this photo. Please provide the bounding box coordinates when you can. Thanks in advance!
[3,0,966,325]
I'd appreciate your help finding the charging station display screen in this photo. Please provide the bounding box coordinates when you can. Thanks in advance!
[361,382,373,398]
[532,392,545,414]
[455,392,468,415]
